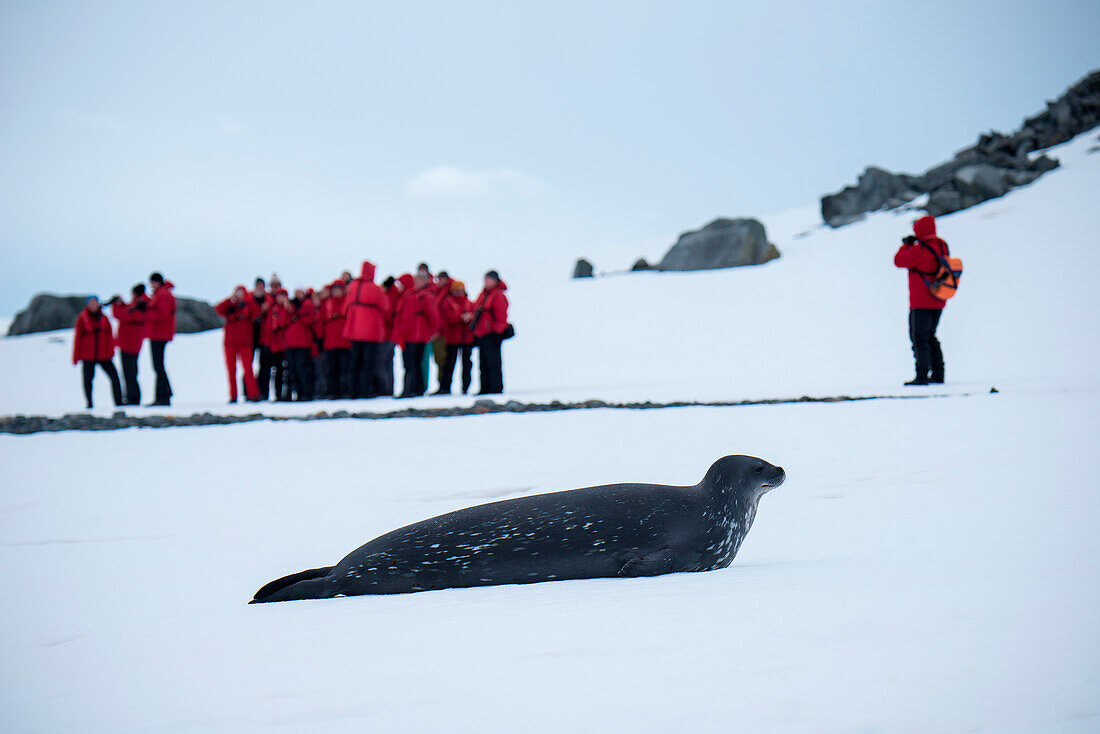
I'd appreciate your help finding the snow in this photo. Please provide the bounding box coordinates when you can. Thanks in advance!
[1,132,1098,732]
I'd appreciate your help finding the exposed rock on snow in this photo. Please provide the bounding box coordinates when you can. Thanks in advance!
[572,258,594,278]
[821,69,1099,226]
[7,292,223,336]
[655,218,779,271]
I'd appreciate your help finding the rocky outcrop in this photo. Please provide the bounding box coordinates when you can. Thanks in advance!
[572,259,594,278]
[7,293,222,336]
[656,218,779,271]
[0,391,974,435]
[821,69,1099,226]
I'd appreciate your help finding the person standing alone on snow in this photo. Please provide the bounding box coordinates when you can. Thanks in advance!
[894,215,948,385]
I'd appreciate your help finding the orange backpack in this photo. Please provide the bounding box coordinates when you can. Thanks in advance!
[919,240,963,301]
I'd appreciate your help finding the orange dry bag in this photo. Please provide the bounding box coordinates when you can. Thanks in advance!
[919,241,963,301]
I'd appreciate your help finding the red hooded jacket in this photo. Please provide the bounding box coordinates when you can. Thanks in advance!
[343,262,390,342]
[73,307,116,363]
[147,281,177,341]
[894,216,948,310]
[111,295,148,355]
[439,292,475,345]
[393,276,439,345]
[472,281,509,338]
[322,292,352,350]
[284,298,318,350]
[215,290,261,348]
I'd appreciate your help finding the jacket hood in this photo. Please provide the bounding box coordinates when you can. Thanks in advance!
[360,261,376,281]
[397,273,415,290]
[913,216,937,241]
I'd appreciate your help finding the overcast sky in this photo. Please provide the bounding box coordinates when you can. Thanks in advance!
[1,0,1098,313]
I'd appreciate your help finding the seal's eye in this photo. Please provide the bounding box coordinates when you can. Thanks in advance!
[754,466,763,473]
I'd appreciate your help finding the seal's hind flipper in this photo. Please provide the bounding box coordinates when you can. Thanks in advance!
[617,549,676,577]
[250,566,333,603]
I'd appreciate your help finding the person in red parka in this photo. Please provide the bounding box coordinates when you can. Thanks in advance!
[343,261,391,398]
[284,288,317,401]
[215,285,261,403]
[894,215,948,385]
[110,283,148,405]
[467,270,509,395]
[393,272,439,398]
[429,270,453,386]
[73,296,123,408]
[266,289,291,401]
[381,275,402,395]
[146,272,176,406]
[435,279,475,395]
[322,280,352,398]
[251,278,277,399]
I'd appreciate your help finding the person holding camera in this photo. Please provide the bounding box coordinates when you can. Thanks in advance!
[894,216,948,386]
[215,285,261,403]
[467,270,509,395]
[109,284,148,405]
[73,296,124,409]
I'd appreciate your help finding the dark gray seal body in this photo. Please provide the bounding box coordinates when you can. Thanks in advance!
[251,455,784,603]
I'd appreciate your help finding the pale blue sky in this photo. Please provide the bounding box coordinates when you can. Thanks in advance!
[1,1,1098,313]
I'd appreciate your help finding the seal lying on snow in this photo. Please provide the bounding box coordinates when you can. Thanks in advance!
[251,455,785,603]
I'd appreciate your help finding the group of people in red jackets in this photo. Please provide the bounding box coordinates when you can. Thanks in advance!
[72,272,176,408]
[215,262,510,403]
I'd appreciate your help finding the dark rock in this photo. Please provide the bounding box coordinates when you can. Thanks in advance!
[176,298,222,334]
[7,292,222,336]
[821,167,922,227]
[822,69,1099,226]
[630,258,653,271]
[572,259,594,278]
[656,218,779,271]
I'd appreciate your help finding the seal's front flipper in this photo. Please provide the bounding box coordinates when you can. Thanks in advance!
[618,549,676,577]
[251,566,333,603]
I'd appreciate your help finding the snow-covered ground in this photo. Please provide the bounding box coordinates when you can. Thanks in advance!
[1,132,1098,732]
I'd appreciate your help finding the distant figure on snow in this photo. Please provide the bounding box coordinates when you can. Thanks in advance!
[146,272,176,406]
[109,284,148,405]
[436,279,475,395]
[894,216,948,385]
[468,270,509,395]
[215,285,261,403]
[72,296,123,409]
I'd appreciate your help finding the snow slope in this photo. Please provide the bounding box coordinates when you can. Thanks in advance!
[0,133,1098,733]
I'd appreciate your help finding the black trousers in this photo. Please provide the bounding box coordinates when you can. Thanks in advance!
[255,346,273,399]
[271,350,289,400]
[439,344,473,394]
[349,341,387,398]
[325,348,351,398]
[401,342,428,397]
[477,333,504,394]
[149,340,172,404]
[286,347,314,401]
[382,341,396,396]
[120,351,140,405]
[82,360,123,407]
[909,309,945,381]
[313,348,327,398]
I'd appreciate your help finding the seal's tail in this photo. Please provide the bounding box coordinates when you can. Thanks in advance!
[250,566,334,603]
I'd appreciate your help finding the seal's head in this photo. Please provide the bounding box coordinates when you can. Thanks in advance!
[704,455,786,501]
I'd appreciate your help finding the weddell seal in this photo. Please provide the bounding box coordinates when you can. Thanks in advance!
[250,455,784,603]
